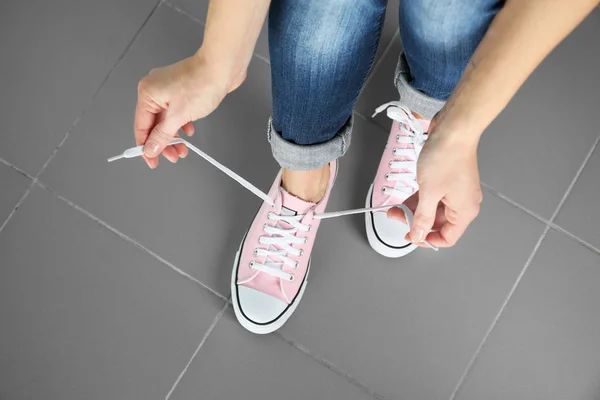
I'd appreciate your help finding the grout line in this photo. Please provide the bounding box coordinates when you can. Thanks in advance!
[449,133,600,400]
[353,110,373,124]
[353,111,390,134]
[165,302,230,399]
[480,182,549,225]
[163,0,206,25]
[447,224,551,400]
[33,0,162,182]
[275,332,388,400]
[3,0,208,296]
[35,181,228,302]
[0,181,37,235]
[549,223,600,255]
[361,29,399,91]
[547,133,600,223]
[253,52,271,65]
[0,157,35,180]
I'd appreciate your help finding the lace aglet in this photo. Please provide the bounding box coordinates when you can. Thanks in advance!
[423,240,439,251]
[107,154,124,162]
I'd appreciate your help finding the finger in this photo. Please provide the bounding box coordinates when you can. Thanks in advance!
[142,154,158,169]
[387,207,408,224]
[161,146,180,163]
[174,143,188,158]
[389,201,447,230]
[386,192,418,223]
[134,100,158,146]
[171,132,188,158]
[182,121,195,136]
[143,111,186,158]
[410,189,442,244]
[421,216,470,248]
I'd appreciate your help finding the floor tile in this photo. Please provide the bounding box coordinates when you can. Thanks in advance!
[477,12,600,218]
[355,37,402,128]
[0,186,224,400]
[455,230,600,400]
[554,144,600,250]
[168,0,270,61]
[169,309,370,400]
[0,163,31,226]
[41,4,277,297]
[0,0,157,176]
[273,115,546,400]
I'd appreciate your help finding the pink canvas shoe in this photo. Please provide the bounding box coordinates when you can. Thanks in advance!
[232,161,337,334]
[366,102,431,258]
[109,136,436,335]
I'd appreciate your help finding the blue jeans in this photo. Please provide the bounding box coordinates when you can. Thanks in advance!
[267,0,503,170]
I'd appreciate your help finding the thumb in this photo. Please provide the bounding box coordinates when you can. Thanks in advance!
[410,189,440,243]
[143,111,186,158]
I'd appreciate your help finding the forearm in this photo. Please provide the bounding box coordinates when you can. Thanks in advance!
[197,0,271,87]
[436,0,598,143]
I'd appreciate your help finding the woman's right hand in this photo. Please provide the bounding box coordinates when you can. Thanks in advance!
[134,52,245,168]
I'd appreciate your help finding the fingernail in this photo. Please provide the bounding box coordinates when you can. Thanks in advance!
[144,141,160,157]
[411,229,424,243]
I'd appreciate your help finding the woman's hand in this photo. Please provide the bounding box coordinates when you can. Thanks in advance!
[134,52,244,168]
[388,116,483,248]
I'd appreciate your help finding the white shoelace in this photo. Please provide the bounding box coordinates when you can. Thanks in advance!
[246,212,310,282]
[108,129,437,252]
[372,101,428,200]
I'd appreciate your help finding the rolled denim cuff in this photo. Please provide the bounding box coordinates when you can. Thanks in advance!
[267,115,352,170]
[395,53,446,119]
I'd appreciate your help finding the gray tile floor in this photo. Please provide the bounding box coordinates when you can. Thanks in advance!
[1,1,599,399]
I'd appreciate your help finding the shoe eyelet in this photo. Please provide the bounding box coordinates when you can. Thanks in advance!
[294,261,299,268]
[263,223,268,230]
[385,173,390,181]
[249,261,255,268]
[288,274,295,282]
[307,225,312,232]
[381,187,387,194]
[389,160,394,167]
[392,148,398,155]
[396,135,400,142]
[303,238,308,244]
[299,249,304,256]
[254,248,259,256]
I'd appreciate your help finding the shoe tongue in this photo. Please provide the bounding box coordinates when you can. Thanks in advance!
[417,118,430,132]
[279,187,315,216]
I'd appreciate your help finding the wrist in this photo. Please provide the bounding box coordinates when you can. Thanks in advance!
[430,108,482,150]
[194,47,244,93]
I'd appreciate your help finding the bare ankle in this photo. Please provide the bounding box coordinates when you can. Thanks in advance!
[281,165,330,203]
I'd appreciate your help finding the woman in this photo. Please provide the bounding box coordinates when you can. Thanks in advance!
[132,0,598,333]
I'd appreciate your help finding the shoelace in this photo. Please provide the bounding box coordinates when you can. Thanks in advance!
[108,134,438,252]
[372,101,428,201]
[248,212,310,282]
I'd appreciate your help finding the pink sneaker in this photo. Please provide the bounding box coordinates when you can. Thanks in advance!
[366,102,430,258]
[108,137,436,334]
[232,161,337,334]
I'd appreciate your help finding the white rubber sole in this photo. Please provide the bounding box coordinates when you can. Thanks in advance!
[365,184,417,258]
[231,235,310,335]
